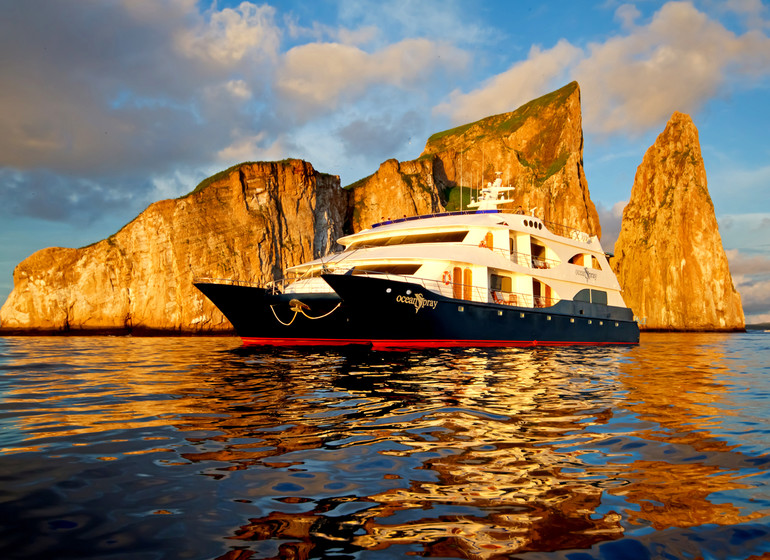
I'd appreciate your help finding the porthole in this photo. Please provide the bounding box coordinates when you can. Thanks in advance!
[406,289,412,295]
[588,320,592,324]
[599,321,604,326]
[497,310,503,316]
[458,306,465,312]
[386,288,392,293]
[538,223,542,229]
[520,312,525,318]
[570,318,575,323]
[547,315,552,321]
[615,322,619,327]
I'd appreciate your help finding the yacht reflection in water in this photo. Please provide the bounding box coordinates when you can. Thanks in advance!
[189,340,768,560]
[206,349,627,559]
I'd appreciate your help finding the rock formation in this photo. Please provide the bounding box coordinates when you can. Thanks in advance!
[612,112,744,331]
[347,82,601,238]
[0,83,619,333]
[0,160,347,332]
[347,158,444,231]
[419,81,601,237]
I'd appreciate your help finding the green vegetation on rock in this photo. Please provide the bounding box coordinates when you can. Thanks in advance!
[423,82,578,154]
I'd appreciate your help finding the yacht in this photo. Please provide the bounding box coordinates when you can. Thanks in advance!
[194,175,640,348]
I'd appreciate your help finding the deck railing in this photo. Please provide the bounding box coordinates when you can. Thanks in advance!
[197,272,559,309]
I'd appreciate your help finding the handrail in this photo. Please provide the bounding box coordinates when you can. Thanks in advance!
[196,271,560,309]
[329,270,559,309]
[328,241,561,270]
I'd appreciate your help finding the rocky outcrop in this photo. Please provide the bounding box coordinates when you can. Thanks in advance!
[346,82,601,238]
[347,158,444,231]
[0,160,347,332]
[0,83,614,333]
[612,112,744,331]
[419,81,601,237]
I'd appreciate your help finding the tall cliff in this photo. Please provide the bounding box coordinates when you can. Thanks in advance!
[612,112,744,331]
[0,160,347,332]
[347,82,601,237]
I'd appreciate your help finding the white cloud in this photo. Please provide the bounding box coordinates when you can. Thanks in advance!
[597,200,628,251]
[277,38,468,117]
[576,1,770,135]
[225,79,253,99]
[434,39,582,124]
[726,249,770,275]
[173,2,280,65]
[615,3,642,29]
[217,132,288,165]
[724,0,768,30]
[436,2,770,136]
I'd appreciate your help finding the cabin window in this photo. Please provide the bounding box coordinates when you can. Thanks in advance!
[591,290,608,305]
[574,289,608,305]
[348,230,469,250]
[490,274,513,293]
[569,253,602,270]
[533,279,554,307]
[352,264,421,276]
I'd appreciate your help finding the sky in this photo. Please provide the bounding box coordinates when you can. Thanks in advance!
[1,0,769,323]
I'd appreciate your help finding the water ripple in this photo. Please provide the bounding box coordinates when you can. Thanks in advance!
[0,333,769,559]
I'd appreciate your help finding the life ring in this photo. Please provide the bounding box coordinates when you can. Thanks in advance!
[479,240,486,248]
[442,270,452,285]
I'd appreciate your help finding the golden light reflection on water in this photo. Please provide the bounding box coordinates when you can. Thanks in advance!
[610,332,769,532]
[1,334,768,559]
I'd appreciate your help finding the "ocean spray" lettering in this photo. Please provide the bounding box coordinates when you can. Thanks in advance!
[396,293,438,313]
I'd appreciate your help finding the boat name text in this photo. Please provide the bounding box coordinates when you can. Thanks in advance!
[396,293,438,313]
[575,267,598,281]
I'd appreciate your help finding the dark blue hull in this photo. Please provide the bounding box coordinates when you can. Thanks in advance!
[194,275,640,349]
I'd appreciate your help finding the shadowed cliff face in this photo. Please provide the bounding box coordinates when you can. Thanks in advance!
[0,160,348,332]
[612,112,745,331]
[347,82,601,238]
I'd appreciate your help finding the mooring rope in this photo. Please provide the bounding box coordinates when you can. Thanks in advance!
[270,302,341,326]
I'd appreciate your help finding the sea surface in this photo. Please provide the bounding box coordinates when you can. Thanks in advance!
[0,332,769,560]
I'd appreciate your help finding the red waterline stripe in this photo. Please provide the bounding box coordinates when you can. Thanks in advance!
[241,337,370,347]
[241,337,638,348]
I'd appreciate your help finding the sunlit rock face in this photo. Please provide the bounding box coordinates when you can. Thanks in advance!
[0,160,347,332]
[612,112,745,331]
[419,81,601,237]
[347,82,601,238]
[347,158,444,232]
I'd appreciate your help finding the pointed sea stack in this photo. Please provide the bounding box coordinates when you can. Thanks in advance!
[612,112,744,331]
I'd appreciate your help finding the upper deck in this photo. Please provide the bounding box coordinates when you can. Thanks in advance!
[344,209,596,250]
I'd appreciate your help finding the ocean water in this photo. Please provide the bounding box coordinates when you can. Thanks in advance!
[0,333,768,560]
